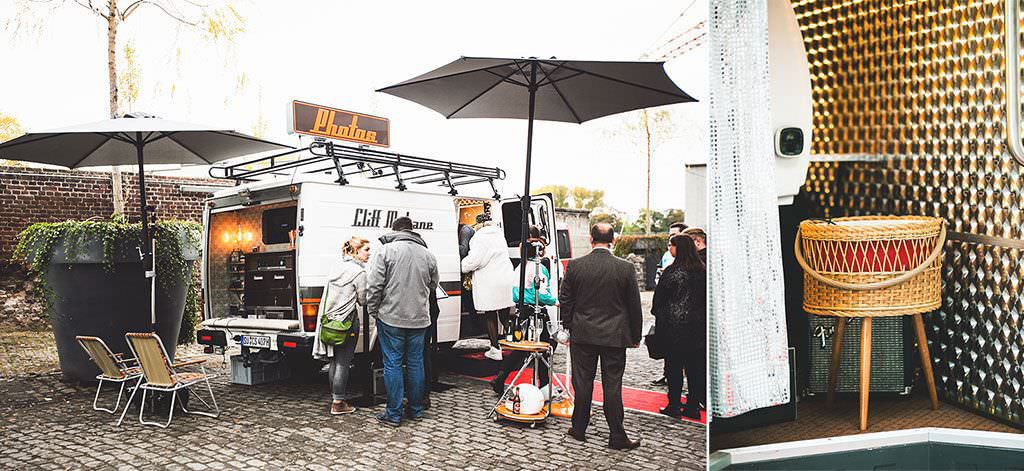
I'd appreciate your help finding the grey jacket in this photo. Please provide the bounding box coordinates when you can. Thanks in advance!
[313,256,366,359]
[366,231,439,329]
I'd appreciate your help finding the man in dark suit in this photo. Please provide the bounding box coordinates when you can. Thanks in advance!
[559,223,643,450]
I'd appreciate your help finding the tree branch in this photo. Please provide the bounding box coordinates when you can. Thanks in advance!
[71,0,110,19]
[120,0,200,26]
[120,0,145,18]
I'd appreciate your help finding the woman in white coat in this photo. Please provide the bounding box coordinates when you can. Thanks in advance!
[461,213,515,360]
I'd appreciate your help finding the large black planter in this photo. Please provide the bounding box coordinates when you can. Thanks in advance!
[42,231,198,383]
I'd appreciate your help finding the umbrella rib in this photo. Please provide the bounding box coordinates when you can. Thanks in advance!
[483,69,528,88]
[537,71,584,87]
[536,59,695,100]
[166,134,209,164]
[537,64,583,123]
[99,132,136,145]
[446,68,522,118]
[512,60,534,87]
[144,131,174,146]
[534,61,568,87]
[66,135,116,169]
[0,132,65,150]
[376,62,514,91]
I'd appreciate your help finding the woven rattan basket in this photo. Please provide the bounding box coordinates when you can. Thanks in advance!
[796,216,945,317]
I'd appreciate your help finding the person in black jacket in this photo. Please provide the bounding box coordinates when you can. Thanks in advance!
[652,234,707,420]
[559,223,643,450]
[682,227,707,265]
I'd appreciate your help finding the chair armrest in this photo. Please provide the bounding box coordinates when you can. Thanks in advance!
[114,354,138,366]
[172,358,207,368]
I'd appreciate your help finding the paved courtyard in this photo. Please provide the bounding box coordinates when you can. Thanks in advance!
[0,293,706,470]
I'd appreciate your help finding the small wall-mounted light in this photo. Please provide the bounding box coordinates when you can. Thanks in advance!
[222,224,254,246]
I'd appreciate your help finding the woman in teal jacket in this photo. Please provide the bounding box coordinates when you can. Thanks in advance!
[490,243,558,395]
[512,258,558,306]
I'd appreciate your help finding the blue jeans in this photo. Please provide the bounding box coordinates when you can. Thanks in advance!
[377,320,427,422]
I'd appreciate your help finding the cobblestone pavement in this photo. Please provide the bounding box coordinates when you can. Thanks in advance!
[0,293,706,470]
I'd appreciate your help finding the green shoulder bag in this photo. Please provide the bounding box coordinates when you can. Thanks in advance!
[319,283,355,346]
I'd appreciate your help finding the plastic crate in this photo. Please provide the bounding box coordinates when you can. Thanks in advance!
[229,354,291,385]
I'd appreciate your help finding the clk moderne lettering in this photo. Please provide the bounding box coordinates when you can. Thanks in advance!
[353,208,434,231]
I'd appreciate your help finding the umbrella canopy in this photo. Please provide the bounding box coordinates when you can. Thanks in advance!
[0,115,289,168]
[378,56,695,122]
[378,56,696,320]
[0,113,291,326]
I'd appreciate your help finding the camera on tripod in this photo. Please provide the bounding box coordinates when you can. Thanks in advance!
[507,240,553,343]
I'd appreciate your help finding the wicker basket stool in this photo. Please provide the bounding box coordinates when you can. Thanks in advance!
[795,216,945,431]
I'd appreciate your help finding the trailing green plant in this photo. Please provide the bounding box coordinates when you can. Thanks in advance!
[613,234,671,258]
[12,218,201,345]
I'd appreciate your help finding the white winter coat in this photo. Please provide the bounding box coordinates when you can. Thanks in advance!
[461,224,516,312]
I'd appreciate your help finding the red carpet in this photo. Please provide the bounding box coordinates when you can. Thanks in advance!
[472,367,707,425]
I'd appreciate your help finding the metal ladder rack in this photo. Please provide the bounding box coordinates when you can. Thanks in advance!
[209,140,506,198]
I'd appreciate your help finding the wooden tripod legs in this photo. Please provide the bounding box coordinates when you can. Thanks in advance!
[826,314,940,431]
[826,318,846,404]
[858,318,872,431]
[913,313,940,410]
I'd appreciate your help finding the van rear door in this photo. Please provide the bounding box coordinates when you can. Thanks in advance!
[500,195,561,312]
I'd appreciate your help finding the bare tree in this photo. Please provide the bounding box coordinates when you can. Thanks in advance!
[7,0,244,214]
[607,109,676,234]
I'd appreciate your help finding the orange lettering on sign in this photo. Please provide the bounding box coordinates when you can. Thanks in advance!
[304,106,382,145]
[311,109,330,133]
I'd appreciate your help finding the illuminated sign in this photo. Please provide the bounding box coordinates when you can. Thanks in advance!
[290,100,390,147]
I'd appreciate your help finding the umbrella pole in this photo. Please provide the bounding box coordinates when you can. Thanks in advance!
[135,133,156,329]
[517,61,539,318]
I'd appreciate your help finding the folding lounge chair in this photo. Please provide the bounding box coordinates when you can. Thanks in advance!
[75,336,142,414]
[118,332,220,428]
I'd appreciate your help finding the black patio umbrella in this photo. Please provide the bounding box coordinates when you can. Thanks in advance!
[378,56,696,317]
[0,113,292,324]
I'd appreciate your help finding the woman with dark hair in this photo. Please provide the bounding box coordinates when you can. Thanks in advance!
[651,234,706,419]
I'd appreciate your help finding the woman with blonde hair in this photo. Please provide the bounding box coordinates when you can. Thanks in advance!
[313,236,370,415]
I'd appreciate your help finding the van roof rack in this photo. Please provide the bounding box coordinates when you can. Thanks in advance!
[209,140,506,198]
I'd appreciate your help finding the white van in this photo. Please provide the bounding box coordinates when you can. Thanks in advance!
[196,141,562,377]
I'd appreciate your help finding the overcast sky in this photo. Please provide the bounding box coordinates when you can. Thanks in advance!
[0,0,706,217]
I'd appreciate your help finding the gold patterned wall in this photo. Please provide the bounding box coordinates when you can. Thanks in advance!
[207,202,297,319]
[793,0,1024,426]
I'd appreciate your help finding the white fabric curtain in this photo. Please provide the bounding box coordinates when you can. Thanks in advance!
[708,0,791,418]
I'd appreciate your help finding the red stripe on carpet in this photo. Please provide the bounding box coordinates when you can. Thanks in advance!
[474,369,706,425]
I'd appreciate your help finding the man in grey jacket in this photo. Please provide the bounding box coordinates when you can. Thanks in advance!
[366,216,440,426]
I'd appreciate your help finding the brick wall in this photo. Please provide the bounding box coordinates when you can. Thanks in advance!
[0,166,233,263]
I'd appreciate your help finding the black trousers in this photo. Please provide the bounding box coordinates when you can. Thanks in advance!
[422,294,441,400]
[664,353,685,408]
[683,347,706,410]
[570,342,628,442]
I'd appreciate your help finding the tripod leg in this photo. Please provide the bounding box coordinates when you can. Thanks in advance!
[487,353,534,418]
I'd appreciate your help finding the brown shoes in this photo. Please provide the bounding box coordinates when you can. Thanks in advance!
[330,400,355,415]
[608,438,642,450]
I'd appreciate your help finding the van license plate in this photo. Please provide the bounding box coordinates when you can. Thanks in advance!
[241,335,271,349]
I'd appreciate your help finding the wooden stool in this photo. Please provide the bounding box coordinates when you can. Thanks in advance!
[796,216,946,431]
[824,313,939,431]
